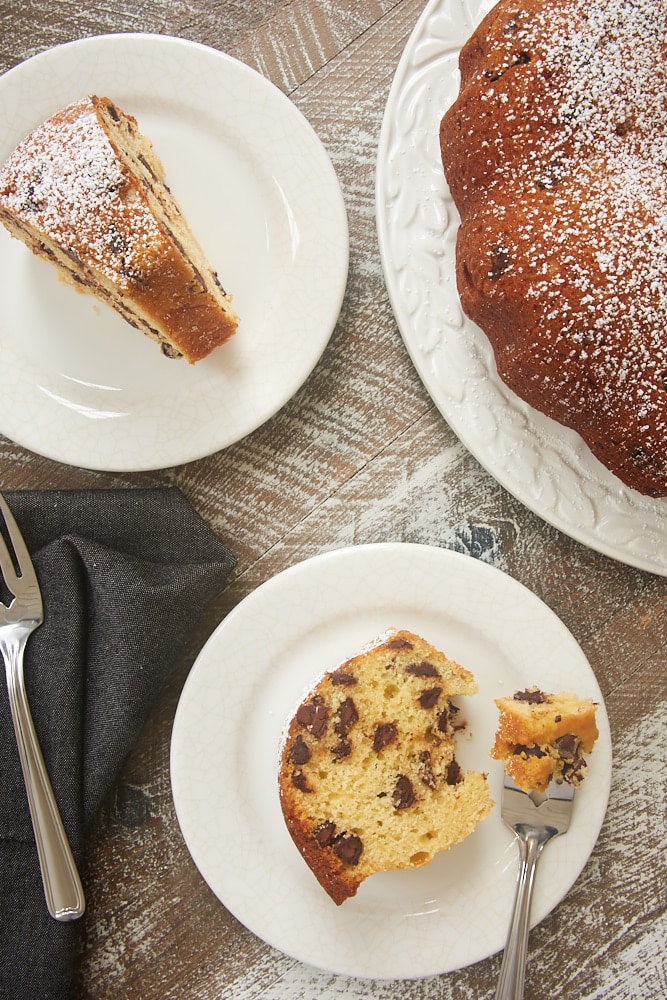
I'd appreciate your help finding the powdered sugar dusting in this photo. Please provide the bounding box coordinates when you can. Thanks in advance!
[444,0,667,494]
[0,97,163,287]
[514,0,667,320]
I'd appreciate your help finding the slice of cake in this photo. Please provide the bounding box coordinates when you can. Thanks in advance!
[0,96,239,363]
[491,688,599,793]
[278,629,493,905]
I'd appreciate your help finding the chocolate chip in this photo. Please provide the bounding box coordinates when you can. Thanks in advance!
[37,241,57,262]
[188,264,207,295]
[373,722,398,752]
[614,116,635,136]
[631,446,657,469]
[161,342,182,359]
[405,661,440,678]
[418,751,436,789]
[291,770,311,792]
[562,757,587,783]
[334,833,363,865]
[296,703,315,727]
[513,689,547,704]
[418,687,442,710]
[137,151,159,182]
[536,157,566,189]
[296,697,330,738]
[105,223,128,254]
[211,271,227,294]
[386,637,414,650]
[19,181,45,213]
[514,743,547,758]
[330,669,357,686]
[392,775,415,810]
[335,697,359,736]
[445,759,463,785]
[437,706,452,733]
[315,820,336,847]
[331,738,351,759]
[289,734,311,765]
[489,245,511,280]
[310,705,330,738]
[120,263,145,284]
[483,51,531,82]
[61,245,82,267]
[553,734,580,759]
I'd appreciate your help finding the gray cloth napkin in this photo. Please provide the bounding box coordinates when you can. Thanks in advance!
[0,488,236,1000]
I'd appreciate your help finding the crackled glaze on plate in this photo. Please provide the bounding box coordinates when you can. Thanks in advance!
[0,34,348,471]
[170,544,611,979]
[376,0,667,575]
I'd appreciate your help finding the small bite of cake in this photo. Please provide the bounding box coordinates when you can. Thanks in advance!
[278,629,493,905]
[0,95,239,362]
[491,688,599,793]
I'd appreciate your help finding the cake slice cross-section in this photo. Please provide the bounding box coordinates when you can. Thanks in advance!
[278,629,493,905]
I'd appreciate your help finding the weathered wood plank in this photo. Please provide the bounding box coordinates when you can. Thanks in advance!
[0,0,281,75]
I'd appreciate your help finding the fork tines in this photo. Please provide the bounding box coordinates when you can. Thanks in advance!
[0,493,42,616]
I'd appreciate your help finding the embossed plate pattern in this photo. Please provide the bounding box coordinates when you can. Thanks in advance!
[0,34,348,471]
[376,0,667,575]
[171,544,611,979]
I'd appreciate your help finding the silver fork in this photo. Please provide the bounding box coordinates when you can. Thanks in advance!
[495,774,575,1000]
[0,493,85,921]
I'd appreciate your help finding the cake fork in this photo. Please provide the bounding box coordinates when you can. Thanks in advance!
[0,493,85,920]
[495,774,575,1000]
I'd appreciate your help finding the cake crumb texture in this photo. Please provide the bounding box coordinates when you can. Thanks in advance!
[491,687,599,792]
[278,629,493,905]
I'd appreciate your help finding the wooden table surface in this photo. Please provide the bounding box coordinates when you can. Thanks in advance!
[1,2,666,998]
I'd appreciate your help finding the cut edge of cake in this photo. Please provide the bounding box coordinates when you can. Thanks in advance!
[278,629,494,905]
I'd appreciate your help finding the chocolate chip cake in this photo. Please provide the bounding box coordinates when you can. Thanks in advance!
[0,96,239,363]
[439,0,667,496]
[490,688,599,793]
[278,630,493,905]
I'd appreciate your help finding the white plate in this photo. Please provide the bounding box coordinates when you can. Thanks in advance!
[376,0,667,576]
[0,34,348,471]
[170,543,611,980]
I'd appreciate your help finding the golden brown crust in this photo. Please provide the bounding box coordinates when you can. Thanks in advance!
[440,0,667,496]
[0,96,239,363]
[278,630,493,904]
[490,688,599,792]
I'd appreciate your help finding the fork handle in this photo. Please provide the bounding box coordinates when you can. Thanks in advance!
[495,831,545,1000]
[5,641,86,921]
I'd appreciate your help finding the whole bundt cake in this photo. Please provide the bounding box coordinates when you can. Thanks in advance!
[440,0,667,496]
